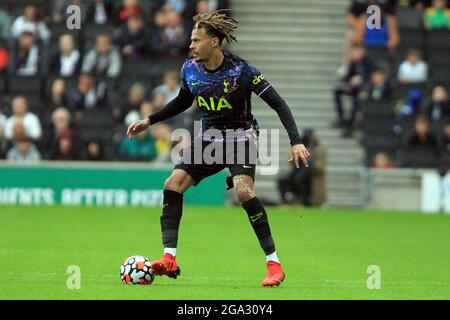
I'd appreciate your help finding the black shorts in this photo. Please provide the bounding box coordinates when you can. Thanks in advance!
[174,139,257,187]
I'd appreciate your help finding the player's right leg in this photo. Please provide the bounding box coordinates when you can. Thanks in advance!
[151,169,193,279]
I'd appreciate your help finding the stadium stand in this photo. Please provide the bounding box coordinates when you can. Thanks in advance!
[0,0,214,164]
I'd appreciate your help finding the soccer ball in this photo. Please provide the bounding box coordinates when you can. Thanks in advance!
[120,255,154,285]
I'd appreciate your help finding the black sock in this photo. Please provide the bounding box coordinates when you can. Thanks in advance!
[242,197,276,255]
[160,189,183,248]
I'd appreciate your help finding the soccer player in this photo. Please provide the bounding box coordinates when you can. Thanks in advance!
[127,10,310,287]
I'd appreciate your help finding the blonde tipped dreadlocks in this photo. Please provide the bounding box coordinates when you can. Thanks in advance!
[193,9,238,44]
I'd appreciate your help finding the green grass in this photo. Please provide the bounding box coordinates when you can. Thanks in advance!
[0,205,449,300]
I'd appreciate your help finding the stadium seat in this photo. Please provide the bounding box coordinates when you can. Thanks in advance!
[396,7,423,31]
[8,0,48,18]
[361,98,395,118]
[8,75,43,95]
[0,74,5,94]
[397,147,440,168]
[362,118,396,135]
[81,108,114,129]
[398,29,425,53]
[425,30,450,50]
[121,58,161,80]
[430,67,450,86]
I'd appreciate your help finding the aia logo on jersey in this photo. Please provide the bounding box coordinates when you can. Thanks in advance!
[252,74,265,85]
[197,96,232,111]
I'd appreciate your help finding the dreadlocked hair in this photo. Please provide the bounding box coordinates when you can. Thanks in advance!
[193,9,238,44]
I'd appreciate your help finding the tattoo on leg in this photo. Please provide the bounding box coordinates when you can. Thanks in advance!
[233,175,256,199]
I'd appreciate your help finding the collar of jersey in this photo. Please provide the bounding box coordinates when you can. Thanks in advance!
[203,52,227,73]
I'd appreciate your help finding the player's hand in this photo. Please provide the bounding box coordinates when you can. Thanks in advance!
[127,118,151,139]
[288,144,310,168]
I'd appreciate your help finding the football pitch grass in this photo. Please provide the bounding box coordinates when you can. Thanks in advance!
[0,205,449,300]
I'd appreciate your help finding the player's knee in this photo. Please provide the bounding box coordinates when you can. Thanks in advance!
[164,177,184,193]
[235,185,254,204]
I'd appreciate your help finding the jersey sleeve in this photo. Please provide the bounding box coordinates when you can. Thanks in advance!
[179,61,190,92]
[245,63,272,97]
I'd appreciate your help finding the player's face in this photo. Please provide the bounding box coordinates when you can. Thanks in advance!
[190,28,215,62]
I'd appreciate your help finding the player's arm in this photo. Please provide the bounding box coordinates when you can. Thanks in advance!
[127,87,194,138]
[259,86,310,168]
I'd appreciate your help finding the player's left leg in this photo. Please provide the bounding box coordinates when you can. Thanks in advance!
[232,174,285,287]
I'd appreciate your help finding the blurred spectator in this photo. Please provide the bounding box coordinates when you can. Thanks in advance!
[48,78,68,110]
[0,7,10,43]
[114,14,150,58]
[165,0,186,13]
[0,44,8,72]
[11,4,51,43]
[125,100,153,127]
[359,68,392,101]
[423,0,450,30]
[82,34,122,78]
[9,31,41,76]
[441,120,450,153]
[119,128,157,161]
[47,107,77,160]
[0,110,5,136]
[53,0,87,24]
[50,34,82,76]
[151,91,167,113]
[149,10,167,55]
[68,73,108,111]
[426,85,450,122]
[51,107,72,136]
[372,151,395,169]
[118,0,144,23]
[163,8,190,55]
[398,49,428,83]
[122,83,148,122]
[152,69,180,104]
[149,7,190,57]
[353,0,399,50]
[86,0,115,25]
[4,96,42,141]
[394,89,424,135]
[52,134,77,160]
[7,136,41,162]
[82,140,106,161]
[0,109,5,157]
[405,114,440,149]
[333,44,374,136]
[410,0,432,10]
[196,0,211,14]
[151,123,173,163]
[194,0,230,14]
[277,129,326,207]
[336,0,370,77]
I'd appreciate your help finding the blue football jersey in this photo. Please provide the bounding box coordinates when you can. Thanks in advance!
[180,51,272,131]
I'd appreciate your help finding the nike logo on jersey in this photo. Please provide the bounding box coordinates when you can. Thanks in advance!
[250,212,263,222]
[191,82,199,86]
